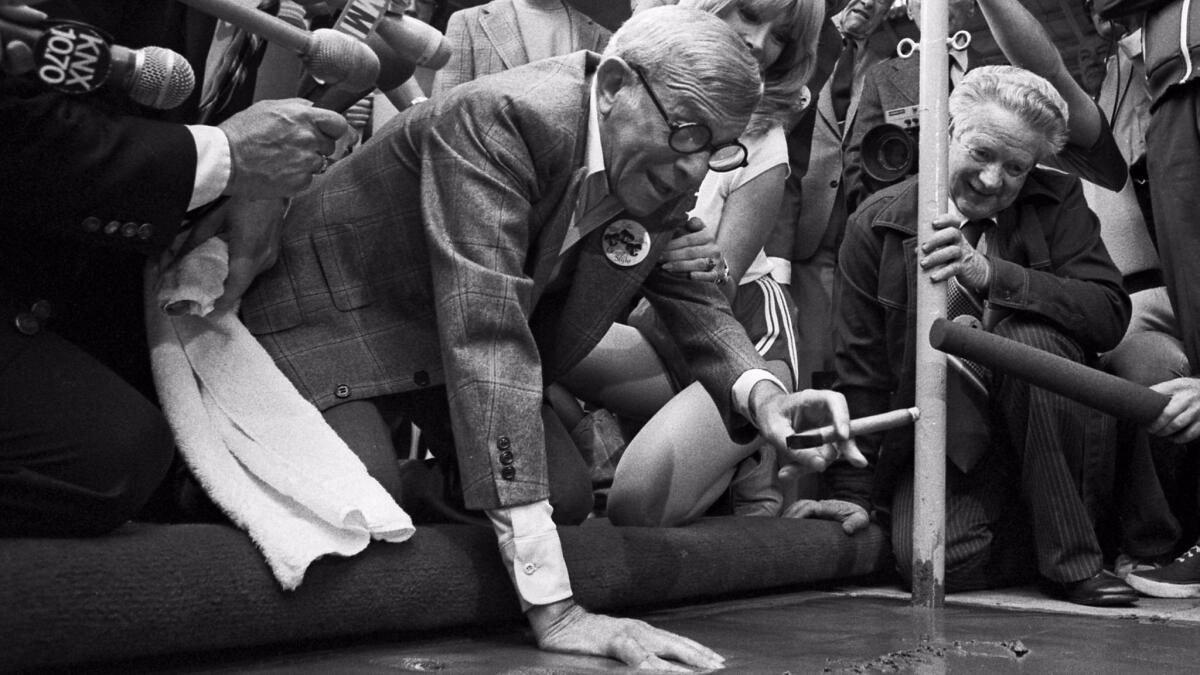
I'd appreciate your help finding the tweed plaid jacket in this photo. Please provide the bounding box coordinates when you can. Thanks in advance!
[242,53,767,511]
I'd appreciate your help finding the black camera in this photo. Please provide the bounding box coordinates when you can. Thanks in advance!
[861,105,920,185]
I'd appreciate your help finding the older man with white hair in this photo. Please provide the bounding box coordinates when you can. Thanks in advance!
[794,65,1136,606]
[241,5,865,668]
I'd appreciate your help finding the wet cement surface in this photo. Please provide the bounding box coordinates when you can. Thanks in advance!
[132,589,1200,674]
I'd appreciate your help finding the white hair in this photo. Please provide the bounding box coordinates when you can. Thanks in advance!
[604,5,763,132]
[949,65,1070,159]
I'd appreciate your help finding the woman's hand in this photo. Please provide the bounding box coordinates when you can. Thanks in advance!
[659,216,731,284]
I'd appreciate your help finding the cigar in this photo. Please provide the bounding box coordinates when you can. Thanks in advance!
[786,407,921,449]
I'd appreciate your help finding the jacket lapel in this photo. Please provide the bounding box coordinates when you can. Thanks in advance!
[480,0,528,70]
[546,228,674,375]
[815,78,840,140]
[572,8,605,52]
[529,166,588,306]
[881,58,918,108]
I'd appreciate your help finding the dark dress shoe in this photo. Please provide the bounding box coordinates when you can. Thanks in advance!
[1046,571,1139,607]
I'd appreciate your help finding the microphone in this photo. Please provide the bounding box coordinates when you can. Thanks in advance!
[0,17,195,109]
[374,10,451,70]
[306,32,415,111]
[929,317,1169,424]
[176,0,380,89]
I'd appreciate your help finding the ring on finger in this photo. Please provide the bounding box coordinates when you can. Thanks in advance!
[705,257,717,271]
[314,152,332,174]
[714,256,730,284]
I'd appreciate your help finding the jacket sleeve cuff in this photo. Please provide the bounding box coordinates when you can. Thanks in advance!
[984,256,1028,309]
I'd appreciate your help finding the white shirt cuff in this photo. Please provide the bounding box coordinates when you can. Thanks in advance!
[732,369,787,425]
[187,125,232,211]
[486,500,573,613]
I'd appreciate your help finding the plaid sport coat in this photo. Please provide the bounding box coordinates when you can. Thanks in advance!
[242,53,768,511]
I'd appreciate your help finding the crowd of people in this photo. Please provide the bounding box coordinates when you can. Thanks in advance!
[3,0,1200,669]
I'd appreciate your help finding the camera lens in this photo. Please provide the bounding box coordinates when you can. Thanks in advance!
[862,123,918,184]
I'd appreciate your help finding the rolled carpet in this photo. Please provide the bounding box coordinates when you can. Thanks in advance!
[0,517,890,671]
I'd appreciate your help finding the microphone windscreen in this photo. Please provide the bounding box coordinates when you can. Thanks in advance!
[305,31,416,112]
[365,32,416,90]
[304,27,380,88]
[376,15,451,70]
[929,317,1169,424]
[127,46,196,110]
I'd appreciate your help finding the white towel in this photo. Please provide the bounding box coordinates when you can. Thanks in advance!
[146,238,414,590]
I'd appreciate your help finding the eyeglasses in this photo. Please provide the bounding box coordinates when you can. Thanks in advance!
[631,65,749,173]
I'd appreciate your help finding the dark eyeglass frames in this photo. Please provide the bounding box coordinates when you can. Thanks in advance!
[630,65,749,173]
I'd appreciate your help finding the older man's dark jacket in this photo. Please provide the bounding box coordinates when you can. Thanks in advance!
[827,169,1131,511]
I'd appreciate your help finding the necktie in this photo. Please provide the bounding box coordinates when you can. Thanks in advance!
[942,219,992,473]
[829,38,858,132]
[945,219,990,388]
[198,0,281,124]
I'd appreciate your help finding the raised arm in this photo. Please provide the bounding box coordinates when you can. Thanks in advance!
[975,0,1126,190]
[976,0,1098,148]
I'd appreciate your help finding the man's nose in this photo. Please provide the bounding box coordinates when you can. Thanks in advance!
[675,152,711,187]
[978,163,1004,188]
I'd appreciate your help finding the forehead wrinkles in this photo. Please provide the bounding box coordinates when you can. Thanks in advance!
[958,119,1040,166]
[656,78,727,127]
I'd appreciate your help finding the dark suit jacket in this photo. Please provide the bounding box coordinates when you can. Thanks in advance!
[0,0,220,391]
[431,0,609,97]
[243,53,768,512]
[790,22,900,262]
[0,1,211,256]
[826,169,1130,510]
[843,51,1129,213]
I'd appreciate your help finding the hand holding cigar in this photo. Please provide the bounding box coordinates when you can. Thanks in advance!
[778,407,919,479]
[787,407,921,449]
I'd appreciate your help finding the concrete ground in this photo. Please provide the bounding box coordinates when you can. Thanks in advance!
[123,583,1200,674]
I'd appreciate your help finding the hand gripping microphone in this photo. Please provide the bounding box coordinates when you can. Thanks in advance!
[0,17,195,109]
[177,0,380,89]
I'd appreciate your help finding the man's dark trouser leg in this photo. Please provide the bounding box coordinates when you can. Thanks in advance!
[324,388,593,526]
[0,322,174,537]
[1147,80,1200,373]
[890,435,1037,592]
[991,316,1112,584]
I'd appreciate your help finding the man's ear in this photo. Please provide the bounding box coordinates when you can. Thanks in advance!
[595,57,632,118]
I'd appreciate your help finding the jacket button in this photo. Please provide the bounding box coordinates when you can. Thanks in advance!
[121,222,138,238]
[334,384,351,398]
[82,216,102,233]
[413,370,430,387]
[522,562,537,575]
[499,450,514,465]
[137,223,154,240]
[500,465,516,481]
[829,179,839,188]
[497,436,511,450]
[103,220,120,235]
[13,312,39,335]
[29,300,52,321]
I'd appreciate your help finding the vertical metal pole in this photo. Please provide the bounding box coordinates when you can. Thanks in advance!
[911,0,949,609]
